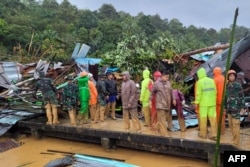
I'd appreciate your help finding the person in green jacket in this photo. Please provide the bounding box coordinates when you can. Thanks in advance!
[139,69,153,127]
[224,69,245,145]
[77,71,90,124]
[194,68,217,140]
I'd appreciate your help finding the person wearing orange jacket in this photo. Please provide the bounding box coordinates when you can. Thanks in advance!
[213,67,226,135]
[88,73,98,122]
[149,71,161,131]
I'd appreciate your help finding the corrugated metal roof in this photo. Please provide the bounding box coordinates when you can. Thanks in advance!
[73,154,139,167]
[190,51,214,62]
[185,35,250,81]
[0,139,19,153]
[71,43,90,59]
[0,62,22,82]
[0,109,41,136]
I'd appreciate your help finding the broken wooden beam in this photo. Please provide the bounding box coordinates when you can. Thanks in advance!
[174,43,229,63]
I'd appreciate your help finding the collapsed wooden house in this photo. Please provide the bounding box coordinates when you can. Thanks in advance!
[184,35,250,94]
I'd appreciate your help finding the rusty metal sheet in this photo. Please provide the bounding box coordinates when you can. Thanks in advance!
[0,139,19,153]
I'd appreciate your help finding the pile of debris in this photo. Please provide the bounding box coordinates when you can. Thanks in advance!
[0,43,101,111]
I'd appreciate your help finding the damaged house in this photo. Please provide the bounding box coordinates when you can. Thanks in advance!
[185,35,250,96]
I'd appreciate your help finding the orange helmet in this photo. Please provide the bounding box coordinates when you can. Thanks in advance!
[80,71,88,77]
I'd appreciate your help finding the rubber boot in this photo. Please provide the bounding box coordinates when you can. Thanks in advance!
[232,118,240,145]
[99,105,106,122]
[69,109,77,126]
[178,118,186,132]
[208,116,217,140]
[77,113,83,124]
[111,102,116,120]
[45,104,52,125]
[105,103,111,118]
[196,107,200,130]
[142,106,150,126]
[228,114,233,135]
[166,110,172,131]
[156,110,169,136]
[197,112,200,130]
[52,104,60,124]
[89,104,97,121]
[216,105,226,135]
[199,116,208,138]
[93,104,100,123]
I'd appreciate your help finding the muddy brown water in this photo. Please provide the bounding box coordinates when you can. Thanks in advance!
[0,136,209,167]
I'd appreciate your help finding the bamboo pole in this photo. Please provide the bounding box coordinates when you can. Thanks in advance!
[47,149,125,162]
[213,8,239,167]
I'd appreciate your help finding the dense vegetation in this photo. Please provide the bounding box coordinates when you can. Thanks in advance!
[0,0,249,78]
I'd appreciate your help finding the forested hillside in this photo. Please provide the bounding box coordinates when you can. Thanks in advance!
[0,0,249,72]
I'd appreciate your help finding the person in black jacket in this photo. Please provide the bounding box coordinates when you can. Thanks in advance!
[105,72,118,120]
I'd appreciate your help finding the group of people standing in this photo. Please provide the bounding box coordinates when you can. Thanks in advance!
[35,71,119,127]
[139,69,187,136]
[195,67,245,145]
[35,66,245,145]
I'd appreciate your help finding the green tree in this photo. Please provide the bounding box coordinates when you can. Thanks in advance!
[98,4,119,20]
[137,15,156,36]
[0,18,8,36]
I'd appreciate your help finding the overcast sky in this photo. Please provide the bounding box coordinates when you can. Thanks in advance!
[57,0,249,30]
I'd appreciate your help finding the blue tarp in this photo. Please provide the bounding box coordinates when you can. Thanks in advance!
[106,67,119,73]
[190,51,214,62]
[74,154,139,167]
[75,58,101,65]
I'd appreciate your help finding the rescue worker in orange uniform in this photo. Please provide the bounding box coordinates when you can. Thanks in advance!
[148,71,161,131]
[213,67,226,134]
[88,73,98,122]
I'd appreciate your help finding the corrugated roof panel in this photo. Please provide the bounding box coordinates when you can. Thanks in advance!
[0,139,19,153]
[0,109,42,136]
[0,62,22,82]
[73,154,139,167]
[185,35,250,81]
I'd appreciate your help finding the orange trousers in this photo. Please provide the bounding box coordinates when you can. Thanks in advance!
[216,104,225,135]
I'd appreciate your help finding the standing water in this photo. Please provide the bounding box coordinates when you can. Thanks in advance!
[0,136,209,167]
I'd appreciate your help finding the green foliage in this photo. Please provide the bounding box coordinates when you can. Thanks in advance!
[171,80,192,95]
[0,0,249,66]
[0,18,8,36]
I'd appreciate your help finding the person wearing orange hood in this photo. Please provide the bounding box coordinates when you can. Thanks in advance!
[149,71,161,131]
[88,73,98,122]
[213,67,226,134]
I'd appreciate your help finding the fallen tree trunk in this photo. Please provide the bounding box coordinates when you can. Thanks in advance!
[174,43,229,63]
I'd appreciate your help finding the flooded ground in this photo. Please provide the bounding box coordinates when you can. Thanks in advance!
[0,136,210,167]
